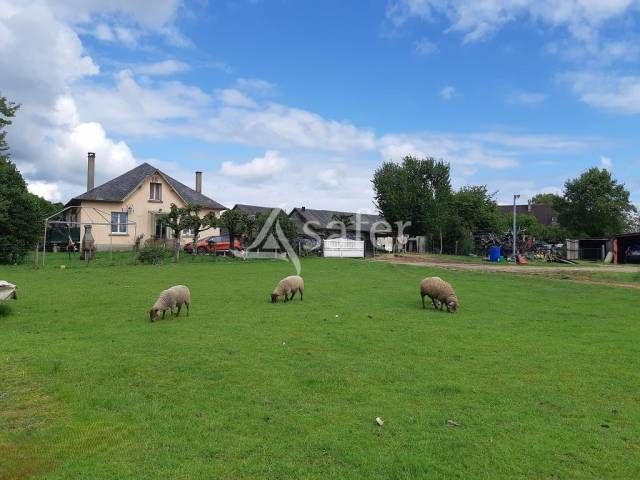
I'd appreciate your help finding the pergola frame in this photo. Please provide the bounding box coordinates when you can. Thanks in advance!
[42,205,137,266]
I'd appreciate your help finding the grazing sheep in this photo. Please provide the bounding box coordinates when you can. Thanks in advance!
[271,275,304,303]
[149,285,190,322]
[420,277,459,313]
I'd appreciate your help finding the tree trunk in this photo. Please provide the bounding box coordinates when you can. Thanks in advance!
[192,232,199,256]
[439,228,443,254]
[174,234,180,262]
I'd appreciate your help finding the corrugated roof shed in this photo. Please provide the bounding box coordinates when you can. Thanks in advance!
[232,204,284,217]
[288,207,391,234]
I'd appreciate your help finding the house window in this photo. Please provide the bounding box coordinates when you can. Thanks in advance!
[182,227,194,236]
[150,182,162,201]
[111,212,128,234]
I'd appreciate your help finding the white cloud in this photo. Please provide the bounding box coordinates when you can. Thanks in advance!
[94,23,113,41]
[469,131,592,152]
[217,89,257,109]
[387,0,638,44]
[600,155,613,170]
[318,169,340,188]
[0,2,137,202]
[378,133,520,169]
[235,78,276,95]
[75,70,212,136]
[0,0,613,212]
[440,86,456,100]
[220,150,288,179]
[27,181,64,203]
[562,72,640,114]
[376,129,594,176]
[204,157,378,213]
[507,91,546,106]
[45,0,183,29]
[415,37,438,55]
[491,181,563,205]
[134,59,190,76]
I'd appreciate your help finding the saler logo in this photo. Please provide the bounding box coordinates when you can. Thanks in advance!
[244,208,301,275]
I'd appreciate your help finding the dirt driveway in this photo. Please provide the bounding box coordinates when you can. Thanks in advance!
[374,254,640,289]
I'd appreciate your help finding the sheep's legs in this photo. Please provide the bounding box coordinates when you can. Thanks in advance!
[421,295,426,309]
[289,291,296,300]
[176,304,182,317]
[186,303,190,316]
[431,298,439,310]
[162,310,166,319]
[299,289,303,301]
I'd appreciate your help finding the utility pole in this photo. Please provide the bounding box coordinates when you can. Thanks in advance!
[513,194,520,262]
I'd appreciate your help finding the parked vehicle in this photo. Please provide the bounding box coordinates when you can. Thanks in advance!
[183,235,241,255]
[625,244,640,264]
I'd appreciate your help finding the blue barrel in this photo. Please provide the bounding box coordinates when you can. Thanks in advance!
[489,245,501,262]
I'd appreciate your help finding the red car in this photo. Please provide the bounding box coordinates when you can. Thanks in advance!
[183,235,242,255]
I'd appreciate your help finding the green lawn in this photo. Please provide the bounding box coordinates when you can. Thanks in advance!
[1,255,639,479]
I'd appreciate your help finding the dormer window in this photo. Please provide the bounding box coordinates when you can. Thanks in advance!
[150,182,162,201]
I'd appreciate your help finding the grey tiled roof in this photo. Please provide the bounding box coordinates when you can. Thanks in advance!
[289,207,391,234]
[232,204,284,217]
[68,163,226,210]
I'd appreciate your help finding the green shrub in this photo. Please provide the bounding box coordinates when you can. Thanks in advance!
[138,244,168,264]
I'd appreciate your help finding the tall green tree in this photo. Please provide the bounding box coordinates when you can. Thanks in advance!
[159,203,189,262]
[555,168,635,237]
[626,210,640,233]
[246,211,297,249]
[331,213,354,229]
[182,205,219,255]
[531,193,562,205]
[1,94,59,263]
[451,186,502,232]
[373,156,452,252]
[1,95,19,154]
[220,209,248,255]
[446,186,503,254]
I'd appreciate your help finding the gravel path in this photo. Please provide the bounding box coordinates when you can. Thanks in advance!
[374,254,640,289]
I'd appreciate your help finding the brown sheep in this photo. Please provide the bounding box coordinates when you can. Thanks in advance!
[271,275,304,303]
[149,285,190,321]
[420,277,459,313]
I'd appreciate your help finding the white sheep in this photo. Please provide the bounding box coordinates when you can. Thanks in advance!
[149,285,190,321]
[420,277,459,313]
[271,275,304,303]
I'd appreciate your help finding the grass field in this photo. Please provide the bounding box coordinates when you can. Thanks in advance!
[1,254,639,479]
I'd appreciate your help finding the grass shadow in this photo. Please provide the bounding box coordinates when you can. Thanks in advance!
[0,303,13,317]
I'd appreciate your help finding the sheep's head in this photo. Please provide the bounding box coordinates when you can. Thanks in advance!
[447,296,459,313]
[149,308,159,321]
[271,293,279,303]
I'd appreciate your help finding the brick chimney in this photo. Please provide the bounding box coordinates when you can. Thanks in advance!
[195,171,202,193]
[87,152,95,191]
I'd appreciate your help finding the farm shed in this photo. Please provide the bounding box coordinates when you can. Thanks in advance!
[574,238,609,261]
[288,207,391,257]
[612,232,640,264]
[232,204,284,219]
[323,238,365,258]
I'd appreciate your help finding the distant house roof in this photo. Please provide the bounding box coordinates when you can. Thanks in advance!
[67,163,226,210]
[499,203,557,226]
[289,207,391,234]
[232,204,284,218]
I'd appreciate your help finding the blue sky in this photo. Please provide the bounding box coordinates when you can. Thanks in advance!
[2,0,639,211]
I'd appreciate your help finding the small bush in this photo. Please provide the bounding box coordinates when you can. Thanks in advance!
[138,244,168,265]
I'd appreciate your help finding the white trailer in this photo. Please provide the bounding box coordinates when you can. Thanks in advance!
[323,238,365,258]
